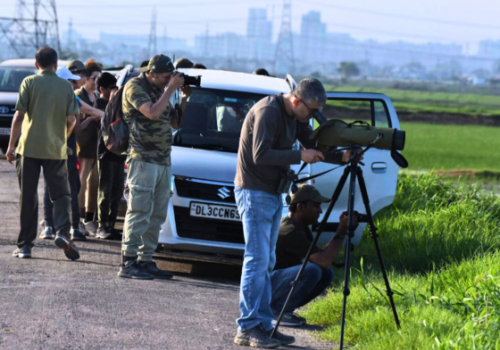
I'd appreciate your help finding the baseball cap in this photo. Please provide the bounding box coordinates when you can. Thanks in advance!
[174,58,194,69]
[139,54,175,73]
[289,184,330,204]
[67,59,87,74]
[56,67,81,81]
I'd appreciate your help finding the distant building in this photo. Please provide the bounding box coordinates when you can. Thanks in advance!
[299,11,327,66]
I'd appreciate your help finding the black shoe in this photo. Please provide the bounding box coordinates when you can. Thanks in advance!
[96,227,112,240]
[117,260,154,280]
[234,324,280,348]
[70,228,87,241]
[267,328,295,345]
[109,227,122,240]
[139,261,173,280]
[272,312,306,327]
[54,235,80,261]
[12,245,32,258]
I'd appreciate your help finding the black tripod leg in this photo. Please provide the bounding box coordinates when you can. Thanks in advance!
[356,167,401,329]
[339,163,358,350]
[271,166,352,338]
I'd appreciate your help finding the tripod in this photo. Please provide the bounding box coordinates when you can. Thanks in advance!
[271,148,401,349]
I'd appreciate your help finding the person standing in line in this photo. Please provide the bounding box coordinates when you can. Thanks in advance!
[39,67,89,242]
[94,72,124,240]
[74,59,102,236]
[7,46,80,260]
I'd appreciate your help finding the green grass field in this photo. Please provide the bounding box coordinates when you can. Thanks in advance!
[302,174,500,349]
[401,122,500,171]
[324,85,500,117]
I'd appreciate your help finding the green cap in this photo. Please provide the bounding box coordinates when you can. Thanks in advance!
[289,184,330,204]
[174,58,194,69]
[67,60,86,74]
[139,54,175,73]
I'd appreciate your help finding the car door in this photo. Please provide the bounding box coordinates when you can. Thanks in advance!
[309,92,400,245]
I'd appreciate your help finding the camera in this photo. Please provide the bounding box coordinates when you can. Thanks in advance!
[277,168,298,194]
[174,71,201,87]
[353,211,369,223]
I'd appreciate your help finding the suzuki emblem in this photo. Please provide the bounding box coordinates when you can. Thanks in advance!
[218,187,231,200]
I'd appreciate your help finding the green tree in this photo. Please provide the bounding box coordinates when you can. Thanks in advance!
[338,61,360,79]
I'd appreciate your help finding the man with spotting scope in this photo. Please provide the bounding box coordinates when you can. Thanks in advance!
[233,78,352,348]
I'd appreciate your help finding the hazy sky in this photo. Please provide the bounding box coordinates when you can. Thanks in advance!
[2,0,500,52]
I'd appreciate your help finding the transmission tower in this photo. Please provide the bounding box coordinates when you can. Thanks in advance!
[274,0,294,75]
[148,9,157,58]
[0,0,61,58]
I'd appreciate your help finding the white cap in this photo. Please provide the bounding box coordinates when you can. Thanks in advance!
[56,67,81,81]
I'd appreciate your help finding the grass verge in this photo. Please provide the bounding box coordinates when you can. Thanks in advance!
[302,173,500,349]
[401,122,500,171]
[325,85,500,117]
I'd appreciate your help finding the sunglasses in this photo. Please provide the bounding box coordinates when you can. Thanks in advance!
[299,99,320,116]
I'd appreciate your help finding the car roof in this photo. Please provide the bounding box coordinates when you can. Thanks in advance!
[0,58,69,68]
[177,68,292,95]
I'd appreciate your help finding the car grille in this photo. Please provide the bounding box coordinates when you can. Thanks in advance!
[0,116,13,128]
[174,177,236,204]
[174,206,244,244]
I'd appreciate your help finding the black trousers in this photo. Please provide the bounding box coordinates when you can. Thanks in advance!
[43,156,80,230]
[97,159,125,228]
[16,155,71,247]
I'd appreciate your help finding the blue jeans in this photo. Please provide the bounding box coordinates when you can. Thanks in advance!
[235,187,283,332]
[270,263,334,315]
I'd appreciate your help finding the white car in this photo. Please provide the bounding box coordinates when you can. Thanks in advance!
[0,59,69,153]
[116,66,401,257]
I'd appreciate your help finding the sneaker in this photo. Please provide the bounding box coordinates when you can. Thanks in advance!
[70,228,87,241]
[96,227,113,240]
[272,312,306,327]
[79,221,90,237]
[117,260,154,280]
[12,245,32,258]
[234,324,280,348]
[267,328,295,345]
[83,221,97,236]
[139,261,173,280]
[39,226,55,240]
[54,235,80,261]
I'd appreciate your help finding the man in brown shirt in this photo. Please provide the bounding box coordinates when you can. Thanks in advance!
[271,185,355,327]
[233,78,349,348]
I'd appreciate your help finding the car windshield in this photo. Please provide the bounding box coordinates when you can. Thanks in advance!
[174,88,267,153]
[0,67,37,92]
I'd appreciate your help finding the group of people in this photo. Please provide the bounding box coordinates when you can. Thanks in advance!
[6,45,357,349]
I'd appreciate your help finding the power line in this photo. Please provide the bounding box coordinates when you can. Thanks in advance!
[305,1,500,30]
[63,16,485,44]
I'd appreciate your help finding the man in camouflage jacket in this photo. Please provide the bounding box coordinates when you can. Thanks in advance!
[118,54,187,280]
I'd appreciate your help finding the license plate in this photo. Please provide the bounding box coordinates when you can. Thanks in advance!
[0,128,10,135]
[190,202,240,221]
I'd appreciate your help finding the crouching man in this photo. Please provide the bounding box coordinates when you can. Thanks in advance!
[118,54,186,279]
[271,184,356,326]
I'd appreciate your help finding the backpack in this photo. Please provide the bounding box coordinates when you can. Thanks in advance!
[101,85,128,155]
[101,75,154,155]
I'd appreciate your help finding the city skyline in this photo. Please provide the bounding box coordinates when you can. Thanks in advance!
[1,0,500,53]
